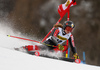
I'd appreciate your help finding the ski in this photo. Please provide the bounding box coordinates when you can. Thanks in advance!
[32,51,81,63]
[14,47,81,63]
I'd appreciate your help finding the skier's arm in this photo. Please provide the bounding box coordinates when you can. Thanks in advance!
[52,28,59,37]
[52,28,67,51]
[69,35,79,59]
[68,35,77,54]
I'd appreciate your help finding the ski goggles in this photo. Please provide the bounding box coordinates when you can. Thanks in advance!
[65,26,73,32]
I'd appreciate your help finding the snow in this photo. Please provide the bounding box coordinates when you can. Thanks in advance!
[0,35,100,70]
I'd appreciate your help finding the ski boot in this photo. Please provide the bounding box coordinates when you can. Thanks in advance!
[22,45,40,55]
[23,45,39,51]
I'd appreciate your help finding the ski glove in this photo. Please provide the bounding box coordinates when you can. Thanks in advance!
[58,44,64,51]
[73,53,79,59]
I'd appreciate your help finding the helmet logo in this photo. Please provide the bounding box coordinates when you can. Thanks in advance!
[66,23,68,25]
[71,24,74,28]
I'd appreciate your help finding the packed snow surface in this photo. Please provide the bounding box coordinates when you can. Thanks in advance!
[0,34,100,70]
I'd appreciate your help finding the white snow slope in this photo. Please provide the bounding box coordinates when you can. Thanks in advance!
[0,34,100,70]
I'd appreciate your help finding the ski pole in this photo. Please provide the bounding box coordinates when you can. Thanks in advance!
[7,35,40,43]
[7,35,57,47]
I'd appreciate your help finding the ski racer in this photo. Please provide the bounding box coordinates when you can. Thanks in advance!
[24,21,79,59]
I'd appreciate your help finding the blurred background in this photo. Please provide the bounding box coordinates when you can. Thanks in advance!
[0,0,100,66]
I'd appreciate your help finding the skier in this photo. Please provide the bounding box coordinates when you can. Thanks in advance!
[24,21,79,59]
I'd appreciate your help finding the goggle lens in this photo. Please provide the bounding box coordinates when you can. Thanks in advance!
[65,26,73,32]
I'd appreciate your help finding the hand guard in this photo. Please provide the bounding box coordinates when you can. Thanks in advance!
[58,44,64,51]
[73,53,79,59]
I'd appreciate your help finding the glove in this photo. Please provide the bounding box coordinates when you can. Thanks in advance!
[58,44,64,51]
[73,53,79,59]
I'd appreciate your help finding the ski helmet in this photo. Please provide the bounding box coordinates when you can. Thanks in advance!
[63,21,75,30]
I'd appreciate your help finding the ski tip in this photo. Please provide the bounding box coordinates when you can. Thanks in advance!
[7,35,10,37]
